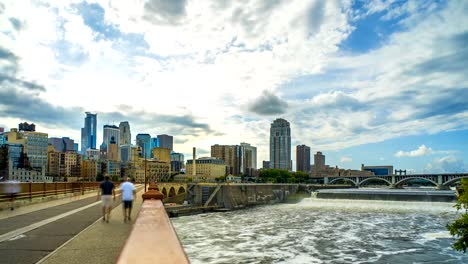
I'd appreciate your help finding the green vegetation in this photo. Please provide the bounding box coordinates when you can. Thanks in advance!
[447,178,468,253]
[259,169,309,183]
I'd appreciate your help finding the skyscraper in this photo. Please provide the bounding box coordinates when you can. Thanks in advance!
[119,121,131,146]
[269,118,291,170]
[103,125,120,160]
[81,112,97,153]
[157,134,173,151]
[296,145,311,173]
[103,125,120,147]
[136,134,151,158]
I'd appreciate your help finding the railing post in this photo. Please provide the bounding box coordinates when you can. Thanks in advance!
[29,182,32,201]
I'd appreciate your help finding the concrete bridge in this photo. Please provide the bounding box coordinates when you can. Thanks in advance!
[311,173,468,189]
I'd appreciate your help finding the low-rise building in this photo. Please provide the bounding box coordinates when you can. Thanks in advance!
[186,157,226,182]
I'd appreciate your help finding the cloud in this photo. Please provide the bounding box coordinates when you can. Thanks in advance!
[143,0,187,25]
[395,145,433,157]
[248,90,288,115]
[424,155,466,173]
[0,74,46,92]
[340,156,352,162]
[9,17,22,31]
[0,46,18,75]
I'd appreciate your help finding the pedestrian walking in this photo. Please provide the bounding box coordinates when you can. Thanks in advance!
[120,177,136,222]
[98,176,115,223]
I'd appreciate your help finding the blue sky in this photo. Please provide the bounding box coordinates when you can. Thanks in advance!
[0,0,467,172]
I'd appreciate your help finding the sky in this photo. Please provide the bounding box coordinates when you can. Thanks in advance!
[0,0,467,173]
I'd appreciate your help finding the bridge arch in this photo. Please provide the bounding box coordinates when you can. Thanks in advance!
[443,176,468,186]
[169,187,176,197]
[358,177,392,187]
[161,188,167,198]
[328,178,357,186]
[394,177,437,187]
[177,187,186,194]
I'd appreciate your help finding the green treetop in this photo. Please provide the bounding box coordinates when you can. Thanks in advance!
[447,178,468,252]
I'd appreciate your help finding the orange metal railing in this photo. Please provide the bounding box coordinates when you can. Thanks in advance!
[117,185,190,264]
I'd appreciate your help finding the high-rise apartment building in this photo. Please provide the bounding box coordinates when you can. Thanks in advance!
[211,144,245,175]
[81,112,97,153]
[314,151,325,172]
[119,121,131,145]
[240,142,257,169]
[157,134,173,151]
[296,145,311,173]
[269,118,291,170]
[136,134,152,158]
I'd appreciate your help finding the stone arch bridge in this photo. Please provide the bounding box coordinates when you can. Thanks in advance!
[311,173,468,189]
[153,183,187,198]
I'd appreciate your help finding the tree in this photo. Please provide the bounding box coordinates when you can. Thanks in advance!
[447,178,468,252]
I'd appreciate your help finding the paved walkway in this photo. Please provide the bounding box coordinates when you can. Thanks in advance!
[38,188,145,264]
[0,189,99,220]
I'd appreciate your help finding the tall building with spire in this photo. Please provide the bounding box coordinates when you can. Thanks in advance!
[81,112,97,154]
[119,121,131,146]
[269,118,291,170]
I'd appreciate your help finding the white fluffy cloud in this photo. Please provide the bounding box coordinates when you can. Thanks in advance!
[395,145,433,157]
[340,156,352,162]
[424,156,466,173]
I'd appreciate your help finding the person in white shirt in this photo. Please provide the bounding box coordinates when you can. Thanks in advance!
[120,177,136,222]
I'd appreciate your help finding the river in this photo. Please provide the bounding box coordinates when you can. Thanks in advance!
[172,197,468,264]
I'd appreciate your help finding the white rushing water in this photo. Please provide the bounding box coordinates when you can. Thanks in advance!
[172,198,468,264]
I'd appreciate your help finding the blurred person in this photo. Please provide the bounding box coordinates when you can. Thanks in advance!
[97,176,115,223]
[4,181,20,210]
[120,177,136,222]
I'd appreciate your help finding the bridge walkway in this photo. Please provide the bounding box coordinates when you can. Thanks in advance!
[0,185,144,264]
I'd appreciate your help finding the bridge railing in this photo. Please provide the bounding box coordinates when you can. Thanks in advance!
[0,182,101,203]
[117,184,189,264]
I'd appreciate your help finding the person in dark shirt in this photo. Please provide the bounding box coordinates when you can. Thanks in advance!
[97,176,115,223]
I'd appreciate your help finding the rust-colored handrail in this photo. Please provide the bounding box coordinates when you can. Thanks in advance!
[117,184,190,264]
[0,182,101,203]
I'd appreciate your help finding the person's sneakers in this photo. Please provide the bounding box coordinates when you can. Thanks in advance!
[102,217,106,222]
[128,216,131,221]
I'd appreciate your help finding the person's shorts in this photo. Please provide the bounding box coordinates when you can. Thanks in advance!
[101,195,112,207]
[123,200,133,209]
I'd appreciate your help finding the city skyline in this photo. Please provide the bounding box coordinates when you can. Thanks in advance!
[0,0,467,173]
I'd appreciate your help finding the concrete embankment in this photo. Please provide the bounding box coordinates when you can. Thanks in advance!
[315,188,457,202]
